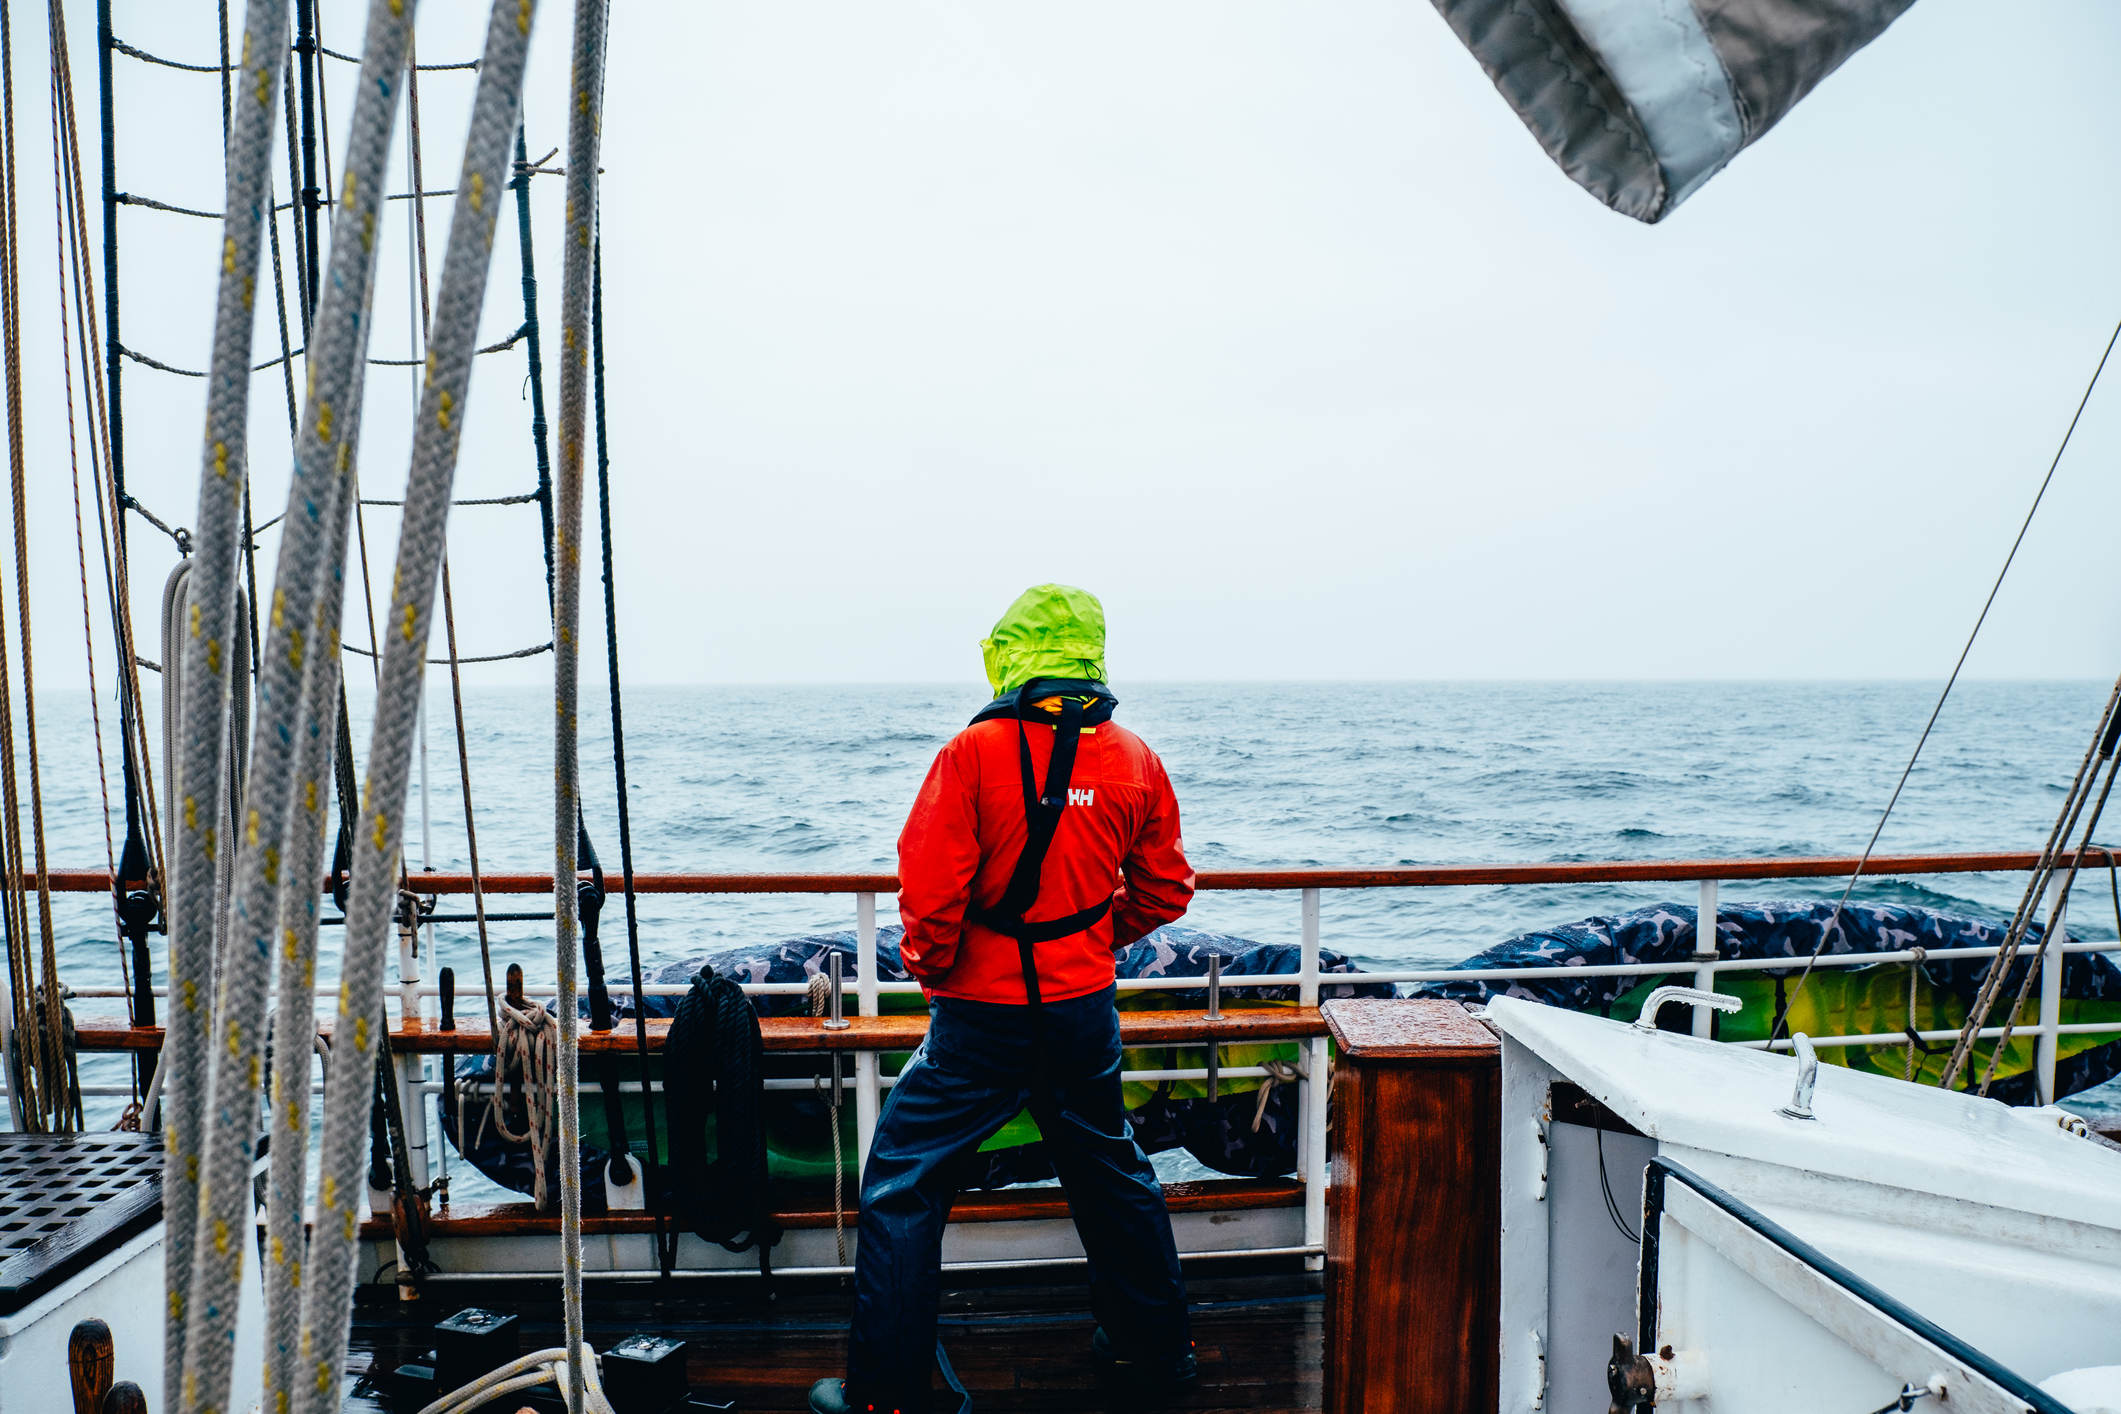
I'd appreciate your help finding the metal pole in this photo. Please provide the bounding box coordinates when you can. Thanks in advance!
[1693,879,1721,1038]
[854,892,879,1176]
[1297,887,1324,1271]
[2037,888,2067,1105]
[0,943,21,1130]
[1298,887,1320,1007]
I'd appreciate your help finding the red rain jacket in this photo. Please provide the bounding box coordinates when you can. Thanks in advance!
[897,716,1194,1004]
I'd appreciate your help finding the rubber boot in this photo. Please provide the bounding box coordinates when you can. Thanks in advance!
[1092,1326,1200,1391]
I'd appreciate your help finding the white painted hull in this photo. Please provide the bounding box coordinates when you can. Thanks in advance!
[0,1219,266,1414]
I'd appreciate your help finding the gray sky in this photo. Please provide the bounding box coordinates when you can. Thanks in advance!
[20,0,2121,690]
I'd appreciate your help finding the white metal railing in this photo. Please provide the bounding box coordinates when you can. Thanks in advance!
[32,873,2121,1278]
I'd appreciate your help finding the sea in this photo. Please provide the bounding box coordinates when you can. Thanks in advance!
[22,678,2121,1130]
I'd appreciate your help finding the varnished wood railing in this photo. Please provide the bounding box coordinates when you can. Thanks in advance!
[19,847,2093,895]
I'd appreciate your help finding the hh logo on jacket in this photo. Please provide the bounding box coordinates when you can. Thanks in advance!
[1067,788,1095,808]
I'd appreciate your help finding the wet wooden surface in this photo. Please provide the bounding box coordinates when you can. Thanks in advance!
[341,1270,1322,1412]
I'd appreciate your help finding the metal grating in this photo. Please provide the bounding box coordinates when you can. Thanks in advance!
[0,1131,162,1317]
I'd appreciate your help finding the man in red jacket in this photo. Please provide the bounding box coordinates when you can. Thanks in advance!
[810,585,1197,1414]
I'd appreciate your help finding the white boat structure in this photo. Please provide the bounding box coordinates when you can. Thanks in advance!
[1492,987,2121,1413]
[0,0,2115,1409]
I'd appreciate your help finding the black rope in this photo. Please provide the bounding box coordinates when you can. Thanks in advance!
[116,325,526,378]
[293,0,322,321]
[316,43,478,72]
[511,127,557,608]
[251,490,538,538]
[107,37,230,74]
[114,190,221,220]
[594,233,669,1272]
[98,0,156,1080]
[338,639,552,666]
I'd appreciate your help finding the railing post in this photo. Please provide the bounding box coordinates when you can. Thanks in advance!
[1298,887,1325,1271]
[855,891,880,1178]
[396,913,430,1189]
[2037,888,2067,1106]
[1693,879,1721,1039]
[0,943,20,1130]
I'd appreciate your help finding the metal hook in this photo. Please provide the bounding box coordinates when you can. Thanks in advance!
[1634,986,1741,1032]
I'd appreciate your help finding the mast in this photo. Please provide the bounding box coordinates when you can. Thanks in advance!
[512,128,557,607]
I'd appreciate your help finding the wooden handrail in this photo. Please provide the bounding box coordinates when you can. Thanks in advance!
[21,849,2100,897]
[358,1177,1304,1240]
[69,1006,1330,1055]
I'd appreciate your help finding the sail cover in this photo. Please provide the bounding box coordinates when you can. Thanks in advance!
[1429,0,1917,222]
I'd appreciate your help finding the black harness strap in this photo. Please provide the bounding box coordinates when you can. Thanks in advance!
[966,682,1117,1009]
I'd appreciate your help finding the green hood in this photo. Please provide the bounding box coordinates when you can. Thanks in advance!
[980,584,1107,696]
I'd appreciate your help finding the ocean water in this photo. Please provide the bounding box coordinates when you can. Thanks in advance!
[22,678,2121,1127]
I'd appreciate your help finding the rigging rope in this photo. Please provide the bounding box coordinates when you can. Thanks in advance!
[0,0,63,1137]
[179,0,414,1400]
[552,1,613,1402]
[1941,683,2121,1094]
[292,3,544,1407]
[1771,314,2121,1046]
[592,231,668,1267]
[160,0,293,1390]
[47,0,130,1036]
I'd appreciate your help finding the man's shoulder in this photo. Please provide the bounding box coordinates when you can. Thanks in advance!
[947,716,1162,764]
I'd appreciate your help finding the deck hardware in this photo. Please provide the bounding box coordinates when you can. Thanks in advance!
[1780,1033,1819,1120]
[433,1306,520,1395]
[1206,954,1223,1102]
[823,952,850,1032]
[68,1317,113,1414]
[1633,985,1740,1033]
[1608,1332,1656,1411]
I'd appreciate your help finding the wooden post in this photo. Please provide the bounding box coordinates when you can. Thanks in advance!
[68,1319,113,1414]
[1322,998,1501,1414]
[101,1384,148,1414]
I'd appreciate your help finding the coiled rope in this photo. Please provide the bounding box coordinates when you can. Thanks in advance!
[291,2,544,1408]
[483,995,558,1210]
[413,1345,615,1414]
[807,973,848,1266]
[550,0,613,1401]
[161,0,293,1397]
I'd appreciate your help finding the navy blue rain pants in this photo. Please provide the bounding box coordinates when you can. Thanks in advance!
[846,985,1192,1409]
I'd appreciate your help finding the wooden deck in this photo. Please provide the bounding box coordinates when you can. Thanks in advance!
[342,1270,1322,1412]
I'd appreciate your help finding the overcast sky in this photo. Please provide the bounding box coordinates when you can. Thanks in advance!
[19,0,2121,690]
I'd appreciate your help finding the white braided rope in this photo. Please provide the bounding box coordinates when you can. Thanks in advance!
[258,398,363,1411]
[552,3,612,1408]
[485,997,558,1210]
[179,0,416,1401]
[163,1,293,1400]
[291,4,542,1409]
